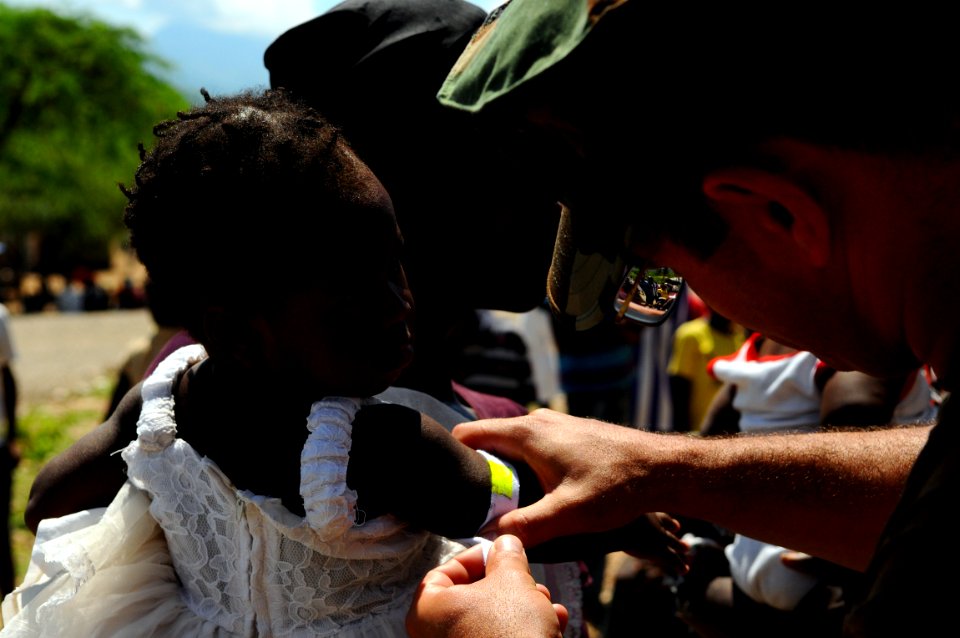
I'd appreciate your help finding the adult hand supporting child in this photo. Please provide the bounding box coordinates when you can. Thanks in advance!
[407,535,568,638]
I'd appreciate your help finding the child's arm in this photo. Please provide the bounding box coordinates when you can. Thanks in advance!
[348,403,492,537]
[819,370,911,426]
[348,403,689,575]
[24,382,142,533]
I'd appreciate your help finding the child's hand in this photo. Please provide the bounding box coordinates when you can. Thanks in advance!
[523,512,690,577]
[621,512,690,573]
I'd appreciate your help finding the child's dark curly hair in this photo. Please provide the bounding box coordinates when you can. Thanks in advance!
[121,88,365,339]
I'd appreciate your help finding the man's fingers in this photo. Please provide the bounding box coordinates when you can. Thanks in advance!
[488,535,569,634]
[452,419,523,459]
[554,603,569,634]
[422,535,539,594]
[420,544,488,590]
[485,534,530,572]
[497,494,577,548]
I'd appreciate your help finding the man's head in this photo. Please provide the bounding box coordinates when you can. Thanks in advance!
[439,0,960,381]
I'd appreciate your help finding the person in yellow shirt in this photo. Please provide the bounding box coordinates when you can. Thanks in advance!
[667,308,744,433]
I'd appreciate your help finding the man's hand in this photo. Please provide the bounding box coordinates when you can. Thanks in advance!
[453,409,676,548]
[406,535,568,637]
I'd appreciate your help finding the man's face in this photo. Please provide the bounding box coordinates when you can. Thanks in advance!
[542,105,921,378]
[639,208,920,379]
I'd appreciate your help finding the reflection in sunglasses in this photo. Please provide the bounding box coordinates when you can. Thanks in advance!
[613,265,685,327]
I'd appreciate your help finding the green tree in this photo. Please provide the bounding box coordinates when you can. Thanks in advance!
[0,3,188,274]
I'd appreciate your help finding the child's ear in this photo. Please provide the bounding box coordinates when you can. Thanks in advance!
[702,167,831,267]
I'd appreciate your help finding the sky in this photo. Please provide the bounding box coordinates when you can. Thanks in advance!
[5,0,504,100]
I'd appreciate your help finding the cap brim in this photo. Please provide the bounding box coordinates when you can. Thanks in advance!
[438,0,629,114]
[547,205,630,331]
[440,0,636,331]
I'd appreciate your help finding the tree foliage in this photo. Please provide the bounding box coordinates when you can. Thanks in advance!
[0,3,188,272]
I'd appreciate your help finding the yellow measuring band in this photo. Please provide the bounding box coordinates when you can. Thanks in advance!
[487,457,515,499]
[476,450,520,537]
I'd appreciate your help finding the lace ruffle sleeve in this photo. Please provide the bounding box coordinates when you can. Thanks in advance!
[127,344,207,455]
[300,397,365,540]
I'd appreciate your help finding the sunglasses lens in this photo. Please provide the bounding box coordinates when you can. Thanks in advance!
[613,264,685,326]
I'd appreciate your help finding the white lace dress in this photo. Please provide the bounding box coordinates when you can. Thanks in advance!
[1,345,470,637]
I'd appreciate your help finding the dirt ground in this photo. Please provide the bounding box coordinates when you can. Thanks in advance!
[8,308,155,410]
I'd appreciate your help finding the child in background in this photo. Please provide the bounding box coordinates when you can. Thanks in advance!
[2,90,687,637]
[676,332,939,637]
[667,307,744,433]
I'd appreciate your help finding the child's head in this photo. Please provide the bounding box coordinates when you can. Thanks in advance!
[122,89,414,397]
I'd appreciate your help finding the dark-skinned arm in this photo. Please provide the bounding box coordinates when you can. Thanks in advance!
[820,370,911,427]
[669,375,693,433]
[348,403,492,537]
[24,382,142,534]
[699,382,741,437]
[348,404,688,573]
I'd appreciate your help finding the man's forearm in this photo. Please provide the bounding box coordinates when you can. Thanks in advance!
[659,423,931,570]
[454,410,929,570]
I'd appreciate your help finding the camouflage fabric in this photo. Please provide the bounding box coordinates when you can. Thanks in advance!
[437,0,629,113]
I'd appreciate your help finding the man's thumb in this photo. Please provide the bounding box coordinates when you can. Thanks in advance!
[486,534,531,577]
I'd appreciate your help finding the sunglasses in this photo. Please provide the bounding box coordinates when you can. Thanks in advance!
[613,264,686,327]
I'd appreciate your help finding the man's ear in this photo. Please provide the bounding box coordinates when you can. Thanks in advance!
[702,167,830,267]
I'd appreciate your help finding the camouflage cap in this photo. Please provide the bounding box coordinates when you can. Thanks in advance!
[437,0,628,114]
[438,0,634,331]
